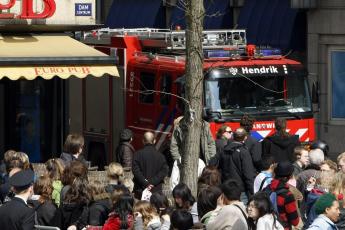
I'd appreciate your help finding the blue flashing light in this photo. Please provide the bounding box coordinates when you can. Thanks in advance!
[204,50,230,58]
[204,50,245,59]
[258,48,282,56]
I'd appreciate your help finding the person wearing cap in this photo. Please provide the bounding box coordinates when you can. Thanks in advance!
[115,128,135,168]
[0,169,35,230]
[269,161,301,230]
[307,193,340,230]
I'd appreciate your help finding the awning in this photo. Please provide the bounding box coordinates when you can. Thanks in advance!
[237,0,302,50]
[105,0,165,29]
[0,34,119,80]
[170,0,233,29]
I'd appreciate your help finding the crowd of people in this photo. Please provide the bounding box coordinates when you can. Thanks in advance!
[0,115,344,230]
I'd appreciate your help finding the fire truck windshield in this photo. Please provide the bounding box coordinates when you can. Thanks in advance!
[205,68,312,117]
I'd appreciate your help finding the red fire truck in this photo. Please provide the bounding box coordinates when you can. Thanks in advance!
[80,28,314,165]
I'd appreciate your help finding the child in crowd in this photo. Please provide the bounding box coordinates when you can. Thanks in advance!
[307,193,340,230]
[268,162,301,230]
[197,186,222,224]
[171,209,194,230]
[60,160,88,204]
[29,175,58,226]
[45,158,64,206]
[197,166,221,195]
[247,193,284,230]
[150,193,172,224]
[253,156,275,193]
[103,194,134,230]
[134,200,169,230]
[292,146,309,177]
[105,162,127,194]
[59,177,90,230]
[88,180,111,226]
[172,183,198,223]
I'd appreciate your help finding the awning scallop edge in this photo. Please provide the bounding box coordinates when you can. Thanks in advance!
[0,65,119,80]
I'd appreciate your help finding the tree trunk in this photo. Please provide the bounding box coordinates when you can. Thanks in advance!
[180,0,204,198]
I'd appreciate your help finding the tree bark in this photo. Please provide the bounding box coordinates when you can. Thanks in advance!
[180,0,204,198]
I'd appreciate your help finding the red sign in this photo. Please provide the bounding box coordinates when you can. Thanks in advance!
[0,0,56,19]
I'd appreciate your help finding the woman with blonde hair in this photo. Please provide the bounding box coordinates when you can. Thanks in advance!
[134,200,170,230]
[14,151,31,170]
[330,172,345,229]
[105,162,127,194]
[304,171,337,228]
[330,172,345,198]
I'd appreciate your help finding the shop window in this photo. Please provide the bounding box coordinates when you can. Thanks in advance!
[331,51,345,119]
[139,72,155,104]
[160,73,172,106]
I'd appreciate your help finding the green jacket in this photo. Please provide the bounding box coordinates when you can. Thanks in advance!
[170,119,216,165]
[52,180,63,207]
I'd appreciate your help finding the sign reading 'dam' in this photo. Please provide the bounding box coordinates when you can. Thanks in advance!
[75,3,92,16]
[0,0,95,25]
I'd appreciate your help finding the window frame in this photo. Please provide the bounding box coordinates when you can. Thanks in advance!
[328,47,345,124]
[138,71,156,104]
[159,73,172,106]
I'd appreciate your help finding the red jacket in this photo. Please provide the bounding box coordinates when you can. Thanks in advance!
[102,213,133,230]
[270,179,299,230]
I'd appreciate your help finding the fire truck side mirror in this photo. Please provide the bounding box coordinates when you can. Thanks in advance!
[311,81,319,104]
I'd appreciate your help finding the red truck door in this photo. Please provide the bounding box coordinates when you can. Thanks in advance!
[126,65,158,148]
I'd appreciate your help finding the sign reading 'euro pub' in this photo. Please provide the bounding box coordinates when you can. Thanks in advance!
[0,0,95,25]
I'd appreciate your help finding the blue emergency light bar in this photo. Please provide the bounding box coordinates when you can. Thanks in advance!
[204,50,245,59]
[256,48,282,57]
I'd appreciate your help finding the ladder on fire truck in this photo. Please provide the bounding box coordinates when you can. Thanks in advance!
[80,28,247,50]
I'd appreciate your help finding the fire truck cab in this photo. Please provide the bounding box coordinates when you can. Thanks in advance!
[80,28,314,167]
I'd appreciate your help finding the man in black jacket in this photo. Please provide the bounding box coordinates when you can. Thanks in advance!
[262,118,300,163]
[132,131,169,199]
[218,127,256,205]
[0,169,35,230]
[240,114,262,172]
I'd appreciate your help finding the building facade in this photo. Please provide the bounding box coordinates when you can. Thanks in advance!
[306,0,345,158]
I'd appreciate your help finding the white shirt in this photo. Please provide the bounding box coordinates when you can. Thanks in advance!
[254,171,273,193]
[170,158,205,191]
[257,214,284,230]
[14,195,28,205]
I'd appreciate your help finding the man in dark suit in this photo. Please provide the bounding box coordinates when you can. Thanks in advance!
[132,131,169,199]
[0,169,35,230]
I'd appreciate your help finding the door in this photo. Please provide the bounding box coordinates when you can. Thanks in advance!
[127,66,158,149]
[3,78,64,163]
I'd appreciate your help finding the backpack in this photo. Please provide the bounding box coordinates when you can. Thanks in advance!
[262,186,288,217]
[305,189,324,228]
